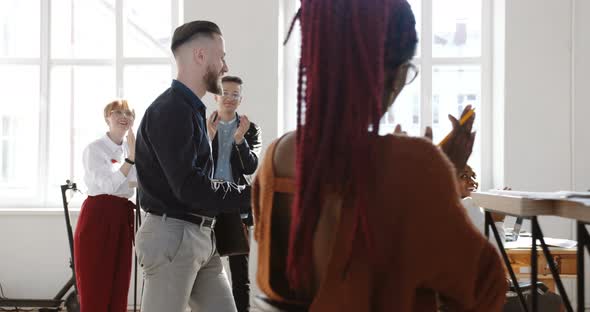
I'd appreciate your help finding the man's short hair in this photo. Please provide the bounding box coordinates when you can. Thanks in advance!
[221,76,243,86]
[171,20,222,53]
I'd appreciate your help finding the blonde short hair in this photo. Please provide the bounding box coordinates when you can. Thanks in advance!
[103,99,135,124]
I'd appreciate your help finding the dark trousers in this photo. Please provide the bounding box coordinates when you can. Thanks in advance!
[228,222,251,312]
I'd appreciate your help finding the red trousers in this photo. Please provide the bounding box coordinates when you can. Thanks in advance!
[74,194,135,312]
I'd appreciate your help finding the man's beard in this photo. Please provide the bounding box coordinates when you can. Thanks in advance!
[204,65,222,95]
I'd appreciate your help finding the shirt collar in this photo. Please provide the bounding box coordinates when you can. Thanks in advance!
[171,79,206,113]
[102,133,124,152]
[218,116,237,125]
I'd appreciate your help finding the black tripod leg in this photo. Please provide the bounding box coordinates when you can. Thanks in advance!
[134,192,139,312]
[134,189,143,312]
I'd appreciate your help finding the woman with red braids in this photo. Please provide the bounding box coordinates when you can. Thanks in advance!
[252,0,506,311]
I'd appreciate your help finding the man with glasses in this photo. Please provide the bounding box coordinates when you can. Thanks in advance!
[207,75,261,312]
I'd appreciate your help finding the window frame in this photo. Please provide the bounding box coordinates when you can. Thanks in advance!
[415,0,492,191]
[0,0,179,208]
[378,0,492,191]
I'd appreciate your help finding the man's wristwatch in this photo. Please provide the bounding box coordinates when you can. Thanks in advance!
[125,158,135,165]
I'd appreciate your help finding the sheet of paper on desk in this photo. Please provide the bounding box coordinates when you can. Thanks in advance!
[488,190,590,206]
[504,237,578,249]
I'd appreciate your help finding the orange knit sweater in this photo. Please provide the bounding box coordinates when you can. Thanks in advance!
[252,134,506,311]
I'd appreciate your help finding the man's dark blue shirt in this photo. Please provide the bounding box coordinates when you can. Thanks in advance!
[135,80,241,217]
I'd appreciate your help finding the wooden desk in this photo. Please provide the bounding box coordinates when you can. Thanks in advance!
[471,191,589,312]
[472,191,590,222]
[506,248,577,293]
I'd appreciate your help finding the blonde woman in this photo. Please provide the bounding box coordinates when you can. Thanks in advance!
[74,100,137,312]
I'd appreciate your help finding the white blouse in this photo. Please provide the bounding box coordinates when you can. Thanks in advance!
[82,134,136,199]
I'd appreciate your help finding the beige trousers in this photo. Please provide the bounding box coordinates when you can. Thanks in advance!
[135,213,237,312]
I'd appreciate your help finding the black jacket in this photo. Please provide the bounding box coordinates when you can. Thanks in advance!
[212,114,261,223]
[135,80,243,218]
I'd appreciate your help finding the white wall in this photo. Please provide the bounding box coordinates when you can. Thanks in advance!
[494,0,590,308]
[573,1,590,310]
[0,211,145,307]
[495,4,572,189]
[502,0,574,239]
[494,0,590,237]
[573,0,590,191]
[0,212,80,301]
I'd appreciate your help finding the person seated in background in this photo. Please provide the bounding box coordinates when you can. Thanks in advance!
[251,0,507,311]
[459,165,507,241]
[394,107,507,242]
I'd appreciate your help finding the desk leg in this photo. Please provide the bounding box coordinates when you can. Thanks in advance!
[576,221,588,311]
[486,212,528,312]
[532,217,538,312]
[533,219,573,312]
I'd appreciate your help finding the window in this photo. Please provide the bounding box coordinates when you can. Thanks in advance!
[378,0,490,183]
[0,0,179,207]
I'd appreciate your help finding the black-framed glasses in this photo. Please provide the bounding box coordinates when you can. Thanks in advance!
[110,109,135,120]
[222,92,241,101]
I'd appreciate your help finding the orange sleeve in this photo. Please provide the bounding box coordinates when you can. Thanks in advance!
[407,144,507,311]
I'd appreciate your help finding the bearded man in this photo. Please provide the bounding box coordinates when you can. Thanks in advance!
[134,20,242,312]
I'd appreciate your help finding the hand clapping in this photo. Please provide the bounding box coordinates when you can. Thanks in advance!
[234,115,250,144]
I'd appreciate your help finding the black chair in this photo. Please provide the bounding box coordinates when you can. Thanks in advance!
[504,281,563,312]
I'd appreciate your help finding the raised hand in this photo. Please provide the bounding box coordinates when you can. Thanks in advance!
[207,111,220,141]
[393,124,407,136]
[127,127,136,161]
[234,115,250,144]
[440,105,476,173]
[424,126,433,141]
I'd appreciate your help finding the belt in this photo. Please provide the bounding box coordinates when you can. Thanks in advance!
[149,211,216,228]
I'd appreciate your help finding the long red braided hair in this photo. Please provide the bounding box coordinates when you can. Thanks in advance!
[287,0,418,290]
